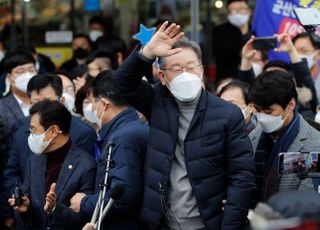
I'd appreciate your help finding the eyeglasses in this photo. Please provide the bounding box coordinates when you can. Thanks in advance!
[162,64,202,75]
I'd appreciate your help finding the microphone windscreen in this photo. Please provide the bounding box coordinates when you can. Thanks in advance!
[110,184,125,201]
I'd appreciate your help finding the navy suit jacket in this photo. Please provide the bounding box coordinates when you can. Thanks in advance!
[19,144,96,230]
[0,93,26,220]
[2,116,96,218]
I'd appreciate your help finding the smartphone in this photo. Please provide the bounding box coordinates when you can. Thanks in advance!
[253,37,277,50]
[294,7,320,27]
[278,152,320,174]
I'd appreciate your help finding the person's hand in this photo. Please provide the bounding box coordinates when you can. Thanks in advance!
[44,183,56,213]
[142,21,185,60]
[8,195,30,213]
[70,192,86,213]
[240,36,256,70]
[4,217,14,228]
[275,33,294,53]
[82,223,96,230]
[275,33,301,63]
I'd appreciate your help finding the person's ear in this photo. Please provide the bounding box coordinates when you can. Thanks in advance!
[60,96,65,104]
[117,52,123,65]
[287,98,296,111]
[158,71,167,86]
[7,73,14,85]
[247,103,256,114]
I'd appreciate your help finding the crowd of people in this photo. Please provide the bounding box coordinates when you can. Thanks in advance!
[1,0,320,229]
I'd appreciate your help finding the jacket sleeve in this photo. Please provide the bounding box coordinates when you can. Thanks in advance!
[51,156,96,228]
[2,134,22,219]
[222,107,257,229]
[292,59,318,112]
[114,45,155,119]
[238,69,255,85]
[80,139,145,221]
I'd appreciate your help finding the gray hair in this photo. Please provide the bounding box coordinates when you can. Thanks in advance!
[158,37,202,70]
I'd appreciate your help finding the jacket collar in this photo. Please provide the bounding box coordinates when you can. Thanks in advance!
[98,107,139,142]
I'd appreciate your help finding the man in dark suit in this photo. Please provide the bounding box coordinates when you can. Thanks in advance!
[69,71,149,229]
[3,74,97,228]
[0,50,37,228]
[8,100,96,230]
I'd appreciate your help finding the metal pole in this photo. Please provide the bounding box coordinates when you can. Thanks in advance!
[70,0,75,33]
[190,0,199,43]
[204,0,213,64]
[10,0,17,51]
[21,0,28,46]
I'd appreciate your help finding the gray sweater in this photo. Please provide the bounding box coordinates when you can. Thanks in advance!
[165,92,205,230]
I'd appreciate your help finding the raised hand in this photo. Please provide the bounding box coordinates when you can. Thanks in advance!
[240,36,256,70]
[275,33,301,63]
[8,195,30,213]
[142,21,185,60]
[44,183,56,213]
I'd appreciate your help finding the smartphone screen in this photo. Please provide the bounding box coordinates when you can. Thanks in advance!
[253,37,277,50]
[278,152,320,174]
[294,7,320,26]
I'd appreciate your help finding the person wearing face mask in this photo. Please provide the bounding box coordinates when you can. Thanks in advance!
[0,50,38,229]
[239,33,318,119]
[114,22,256,229]
[56,72,77,115]
[60,34,93,74]
[69,71,149,230]
[8,99,96,230]
[219,80,256,134]
[2,74,97,229]
[293,33,320,106]
[212,0,254,81]
[248,70,320,202]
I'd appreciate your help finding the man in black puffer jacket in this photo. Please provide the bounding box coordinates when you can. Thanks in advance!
[115,22,257,230]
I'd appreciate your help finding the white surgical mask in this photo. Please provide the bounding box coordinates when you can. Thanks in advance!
[89,30,103,42]
[13,72,35,93]
[228,13,250,28]
[256,112,288,133]
[169,72,202,102]
[28,129,52,155]
[252,63,263,77]
[315,111,320,124]
[241,106,249,120]
[93,101,104,129]
[0,51,5,62]
[302,51,318,69]
[62,93,75,113]
[83,103,97,124]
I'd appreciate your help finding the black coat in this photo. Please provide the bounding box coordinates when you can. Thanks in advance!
[114,46,257,229]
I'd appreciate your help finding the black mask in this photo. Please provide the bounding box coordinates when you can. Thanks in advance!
[73,48,89,59]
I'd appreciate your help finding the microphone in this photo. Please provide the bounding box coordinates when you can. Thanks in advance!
[97,184,125,223]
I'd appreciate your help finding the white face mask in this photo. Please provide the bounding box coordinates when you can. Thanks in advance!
[302,51,318,69]
[315,111,320,124]
[89,30,103,42]
[256,112,288,133]
[13,72,35,93]
[93,101,104,129]
[62,93,75,112]
[228,13,250,28]
[252,63,263,77]
[168,72,202,102]
[241,106,249,120]
[28,129,52,155]
[83,103,97,124]
[0,51,5,62]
